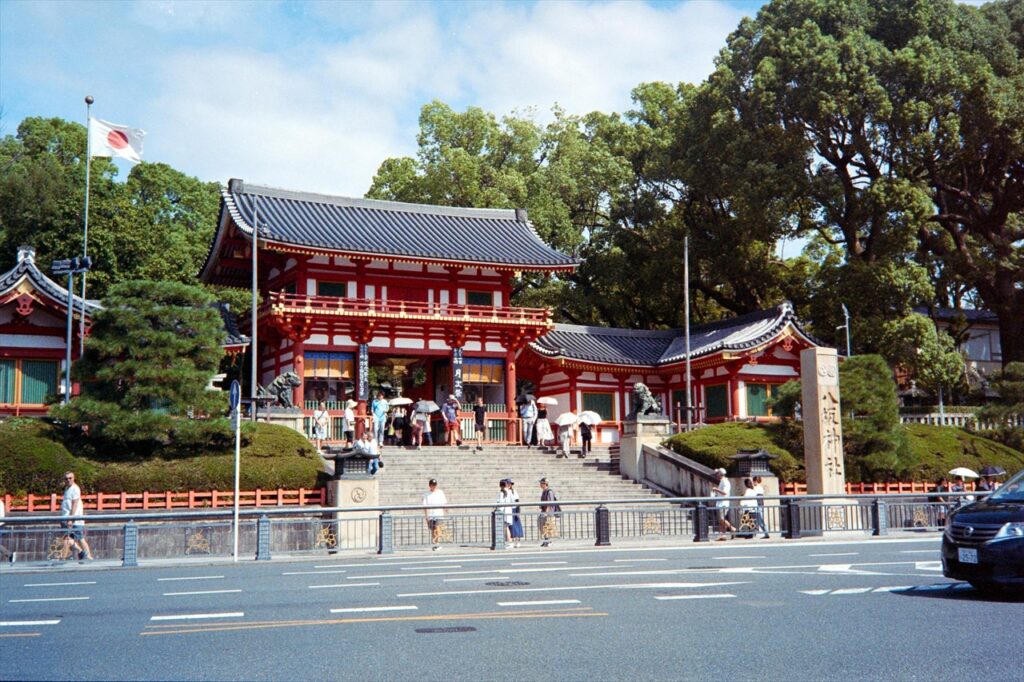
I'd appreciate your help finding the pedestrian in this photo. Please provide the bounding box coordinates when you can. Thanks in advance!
[557,422,573,458]
[507,479,524,548]
[0,497,14,564]
[497,480,515,547]
[520,398,538,447]
[343,399,356,447]
[710,468,735,540]
[473,397,487,450]
[353,431,380,474]
[535,405,553,446]
[391,404,408,446]
[978,475,997,493]
[538,478,561,547]
[312,400,329,453]
[422,479,448,551]
[442,395,462,446]
[371,392,389,448]
[932,476,950,526]
[578,420,592,459]
[60,471,93,561]
[752,475,769,539]
[741,477,769,539]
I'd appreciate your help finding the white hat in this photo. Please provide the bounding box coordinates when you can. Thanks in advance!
[448,394,456,400]
[715,467,727,475]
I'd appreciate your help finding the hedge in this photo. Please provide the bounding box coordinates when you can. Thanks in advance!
[0,419,321,495]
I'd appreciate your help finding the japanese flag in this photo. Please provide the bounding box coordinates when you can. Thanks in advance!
[89,117,145,163]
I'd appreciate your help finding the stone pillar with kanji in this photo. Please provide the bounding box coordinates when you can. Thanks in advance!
[800,347,846,495]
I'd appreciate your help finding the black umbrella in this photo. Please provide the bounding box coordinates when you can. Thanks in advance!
[516,393,537,404]
[979,465,1006,478]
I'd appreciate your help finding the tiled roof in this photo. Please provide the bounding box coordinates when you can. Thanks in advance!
[530,302,822,367]
[0,246,101,314]
[211,179,578,271]
[913,306,998,324]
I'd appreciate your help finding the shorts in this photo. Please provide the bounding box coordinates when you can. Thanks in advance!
[475,422,486,431]
[313,425,327,439]
[427,518,443,531]
[445,420,459,432]
[65,527,84,540]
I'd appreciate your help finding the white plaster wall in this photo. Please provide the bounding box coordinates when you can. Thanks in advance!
[334,257,353,267]
[310,255,329,265]
[485,342,505,353]
[268,268,280,279]
[334,335,355,346]
[457,289,466,304]
[308,334,329,345]
[366,261,388,270]
[306,278,316,293]
[347,282,358,298]
[279,352,293,363]
[393,262,423,272]
[464,341,482,351]
[428,339,449,350]
[581,372,596,381]
[439,290,449,305]
[737,380,746,417]
[365,285,375,299]
[394,338,425,349]
[368,336,390,348]
[494,291,502,306]
[738,364,798,377]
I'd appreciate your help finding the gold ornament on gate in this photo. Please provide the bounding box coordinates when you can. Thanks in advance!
[315,524,338,549]
[642,513,663,535]
[432,522,453,545]
[739,510,758,532]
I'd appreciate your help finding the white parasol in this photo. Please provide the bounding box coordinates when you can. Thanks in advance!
[577,411,602,426]
[948,467,979,478]
[554,412,578,427]
[536,397,559,406]
[389,397,413,406]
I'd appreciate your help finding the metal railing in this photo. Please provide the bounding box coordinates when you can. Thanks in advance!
[0,492,983,566]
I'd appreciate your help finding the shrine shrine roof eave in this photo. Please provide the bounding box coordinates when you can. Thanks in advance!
[528,302,829,368]
[207,179,578,272]
[0,247,101,314]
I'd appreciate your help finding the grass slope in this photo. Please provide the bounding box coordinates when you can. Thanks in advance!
[0,418,321,495]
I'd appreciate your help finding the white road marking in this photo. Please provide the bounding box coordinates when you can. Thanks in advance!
[162,589,242,597]
[282,570,348,576]
[509,562,567,566]
[348,565,621,580]
[496,599,581,606]
[308,582,381,590]
[24,581,97,587]
[809,553,859,557]
[655,594,735,601]
[398,581,749,598]
[444,576,512,583]
[872,586,914,593]
[0,620,62,626]
[614,558,666,563]
[330,605,418,614]
[830,587,874,595]
[900,550,938,554]
[711,556,765,560]
[569,570,680,578]
[800,590,832,596]
[401,566,461,571]
[817,564,885,575]
[157,576,225,582]
[9,597,89,603]
[150,612,244,621]
[915,561,943,571]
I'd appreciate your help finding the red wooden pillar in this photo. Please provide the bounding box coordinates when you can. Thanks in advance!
[293,340,305,408]
[730,374,742,420]
[505,347,517,444]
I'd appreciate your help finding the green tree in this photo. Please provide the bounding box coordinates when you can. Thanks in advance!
[0,116,221,299]
[977,361,1024,450]
[838,354,906,480]
[51,280,229,452]
[880,313,965,397]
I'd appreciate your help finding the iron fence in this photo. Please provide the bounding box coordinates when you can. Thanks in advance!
[0,492,985,566]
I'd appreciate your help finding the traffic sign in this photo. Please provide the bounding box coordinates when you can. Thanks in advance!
[229,380,241,411]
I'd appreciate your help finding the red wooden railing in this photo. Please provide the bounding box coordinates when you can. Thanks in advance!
[781,481,977,495]
[265,292,551,325]
[1,487,327,513]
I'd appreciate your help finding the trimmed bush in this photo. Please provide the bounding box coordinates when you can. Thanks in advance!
[664,422,803,481]
[0,421,320,495]
[901,424,1024,482]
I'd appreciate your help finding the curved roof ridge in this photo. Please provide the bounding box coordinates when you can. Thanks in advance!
[551,322,679,338]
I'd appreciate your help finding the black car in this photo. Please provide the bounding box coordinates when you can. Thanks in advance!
[942,468,1024,595]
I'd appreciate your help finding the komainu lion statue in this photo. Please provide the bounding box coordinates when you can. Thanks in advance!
[630,382,662,419]
[259,371,302,409]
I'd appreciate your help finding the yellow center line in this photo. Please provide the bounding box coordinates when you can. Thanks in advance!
[141,608,606,637]
[0,633,42,638]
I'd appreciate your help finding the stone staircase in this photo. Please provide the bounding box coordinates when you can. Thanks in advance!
[374,443,665,510]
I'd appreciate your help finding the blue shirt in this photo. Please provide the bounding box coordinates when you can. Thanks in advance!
[520,402,537,420]
[372,398,389,421]
[441,401,459,422]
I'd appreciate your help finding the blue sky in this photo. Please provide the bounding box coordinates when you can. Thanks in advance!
[1,1,764,195]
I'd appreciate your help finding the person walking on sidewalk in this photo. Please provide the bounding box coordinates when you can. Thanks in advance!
[520,398,538,448]
[60,471,92,561]
[506,479,524,548]
[578,420,593,459]
[711,468,735,540]
[538,478,561,547]
[422,479,448,550]
[496,480,515,547]
[752,475,769,538]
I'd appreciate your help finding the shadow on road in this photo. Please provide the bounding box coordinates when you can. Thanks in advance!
[894,583,1023,603]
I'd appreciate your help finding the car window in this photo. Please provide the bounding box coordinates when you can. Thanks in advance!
[988,470,1024,502]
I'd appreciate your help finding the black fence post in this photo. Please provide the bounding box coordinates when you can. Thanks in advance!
[872,499,888,536]
[491,510,505,550]
[693,504,709,542]
[378,511,394,554]
[783,499,802,539]
[256,514,272,560]
[595,505,611,546]
[122,521,138,567]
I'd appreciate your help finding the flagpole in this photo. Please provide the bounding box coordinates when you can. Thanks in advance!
[79,95,94,357]
[250,195,259,422]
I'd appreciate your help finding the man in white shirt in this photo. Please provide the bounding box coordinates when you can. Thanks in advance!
[711,468,736,540]
[422,479,448,551]
[752,475,769,538]
[60,471,93,561]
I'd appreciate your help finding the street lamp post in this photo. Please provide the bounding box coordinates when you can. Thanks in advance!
[838,303,852,357]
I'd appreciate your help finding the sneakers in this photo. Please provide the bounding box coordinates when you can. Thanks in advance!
[432,545,441,551]
[78,550,86,560]
[540,540,550,547]
[8,552,15,564]
[761,534,770,539]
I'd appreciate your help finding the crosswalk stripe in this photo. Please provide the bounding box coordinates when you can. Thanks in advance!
[829,588,874,595]
[0,620,61,626]
[308,582,380,590]
[330,606,418,614]
[150,612,244,621]
[9,597,89,603]
[496,600,581,606]
[655,594,735,601]
[24,581,96,587]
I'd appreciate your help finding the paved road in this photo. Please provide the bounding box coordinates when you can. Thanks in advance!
[1,536,1020,681]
